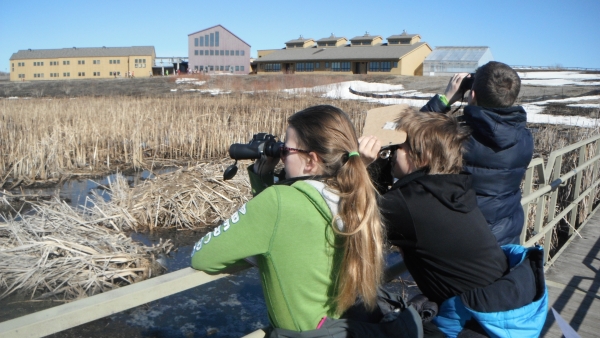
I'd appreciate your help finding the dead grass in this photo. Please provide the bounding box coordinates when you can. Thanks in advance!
[0,175,173,301]
[0,92,379,186]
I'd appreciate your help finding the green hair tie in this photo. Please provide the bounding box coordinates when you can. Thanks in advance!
[348,152,359,157]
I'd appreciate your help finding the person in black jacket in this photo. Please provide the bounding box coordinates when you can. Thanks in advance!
[420,61,533,246]
[359,107,547,337]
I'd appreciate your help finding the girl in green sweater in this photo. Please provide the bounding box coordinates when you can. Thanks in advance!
[191,105,385,332]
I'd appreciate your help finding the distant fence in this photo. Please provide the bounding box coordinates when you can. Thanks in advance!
[511,65,600,72]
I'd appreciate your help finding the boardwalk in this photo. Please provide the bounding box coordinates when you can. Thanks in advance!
[542,209,600,337]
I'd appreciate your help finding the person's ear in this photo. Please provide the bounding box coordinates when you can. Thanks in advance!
[304,152,321,175]
[468,89,477,105]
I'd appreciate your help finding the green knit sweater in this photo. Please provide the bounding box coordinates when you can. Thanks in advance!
[191,178,343,331]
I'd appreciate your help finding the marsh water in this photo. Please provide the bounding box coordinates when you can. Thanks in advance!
[1,170,412,337]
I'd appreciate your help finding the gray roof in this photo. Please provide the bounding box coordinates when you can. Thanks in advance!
[424,46,490,62]
[285,38,315,44]
[253,42,430,62]
[10,46,155,60]
[350,34,382,42]
[388,33,419,40]
[317,35,347,43]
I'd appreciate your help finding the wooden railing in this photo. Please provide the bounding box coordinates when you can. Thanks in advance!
[2,135,600,337]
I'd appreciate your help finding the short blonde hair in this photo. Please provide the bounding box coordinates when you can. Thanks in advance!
[396,109,470,174]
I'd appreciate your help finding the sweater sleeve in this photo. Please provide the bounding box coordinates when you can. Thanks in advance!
[420,94,451,113]
[190,186,280,273]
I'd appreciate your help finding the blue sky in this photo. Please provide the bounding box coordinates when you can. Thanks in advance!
[1,0,599,73]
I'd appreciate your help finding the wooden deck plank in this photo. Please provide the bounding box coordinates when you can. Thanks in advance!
[542,284,600,337]
[543,209,600,337]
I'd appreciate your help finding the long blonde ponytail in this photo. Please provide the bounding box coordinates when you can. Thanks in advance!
[288,105,385,314]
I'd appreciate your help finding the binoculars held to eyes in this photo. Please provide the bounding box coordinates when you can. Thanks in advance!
[459,73,476,94]
[224,133,283,180]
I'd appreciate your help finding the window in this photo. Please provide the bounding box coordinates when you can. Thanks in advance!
[63,72,70,77]
[50,73,59,77]
[209,66,214,71]
[241,66,244,71]
[225,65,230,71]
[393,62,398,68]
[205,49,209,55]
[230,50,234,55]
[264,63,281,72]
[63,60,70,65]
[34,61,43,66]
[50,61,58,66]
[210,33,214,46]
[215,31,219,47]
[78,72,85,76]
[325,62,329,68]
[220,66,224,71]
[194,38,198,47]
[369,61,391,72]
[34,73,44,78]
[93,60,100,64]
[332,62,350,72]
[241,50,245,56]
[220,50,224,55]
[315,62,320,68]
[19,74,25,78]
[93,72,100,76]
[200,50,204,55]
[195,50,198,55]
[200,36,204,46]
[296,63,314,72]
[235,50,239,56]
[78,60,85,65]
[235,66,239,71]
[205,34,209,46]
[210,50,214,55]
[110,60,113,64]
[225,50,229,56]
[18,62,25,66]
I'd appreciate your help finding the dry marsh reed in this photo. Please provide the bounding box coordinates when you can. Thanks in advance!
[0,175,173,301]
[0,92,377,185]
[525,124,600,255]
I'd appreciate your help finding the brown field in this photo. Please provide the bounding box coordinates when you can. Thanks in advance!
[0,73,598,188]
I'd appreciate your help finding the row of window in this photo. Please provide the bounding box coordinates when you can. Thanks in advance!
[194,49,245,56]
[369,62,393,72]
[13,59,132,67]
[261,61,398,72]
[264,63,281,72]
[17,72,105,78]
[194,31,220,47]
[193,65,245,72]
[134,64,147,68]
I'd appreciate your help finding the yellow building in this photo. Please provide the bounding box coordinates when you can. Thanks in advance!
[253,32,431,76]
[9,46,156,81]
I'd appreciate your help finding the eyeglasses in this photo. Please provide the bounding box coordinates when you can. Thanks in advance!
[378,145,400,160]
[280,145,310,159]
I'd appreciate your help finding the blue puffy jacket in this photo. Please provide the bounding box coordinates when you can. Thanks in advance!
[433,245,548,337]
[421,96,534,245]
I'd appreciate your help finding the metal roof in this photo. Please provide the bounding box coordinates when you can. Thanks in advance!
[388,33,419,40]
[350,34,382,42]
[10,46,155,60]
[424,46,490,62]
[285,37,315,44]
[317,35,347,43]
[253,42,430,62]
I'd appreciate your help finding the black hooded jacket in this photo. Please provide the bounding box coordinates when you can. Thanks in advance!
[381,170,508,305]
[421,95,534,245]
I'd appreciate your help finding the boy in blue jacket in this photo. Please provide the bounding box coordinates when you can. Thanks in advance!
[420,61,533,246]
